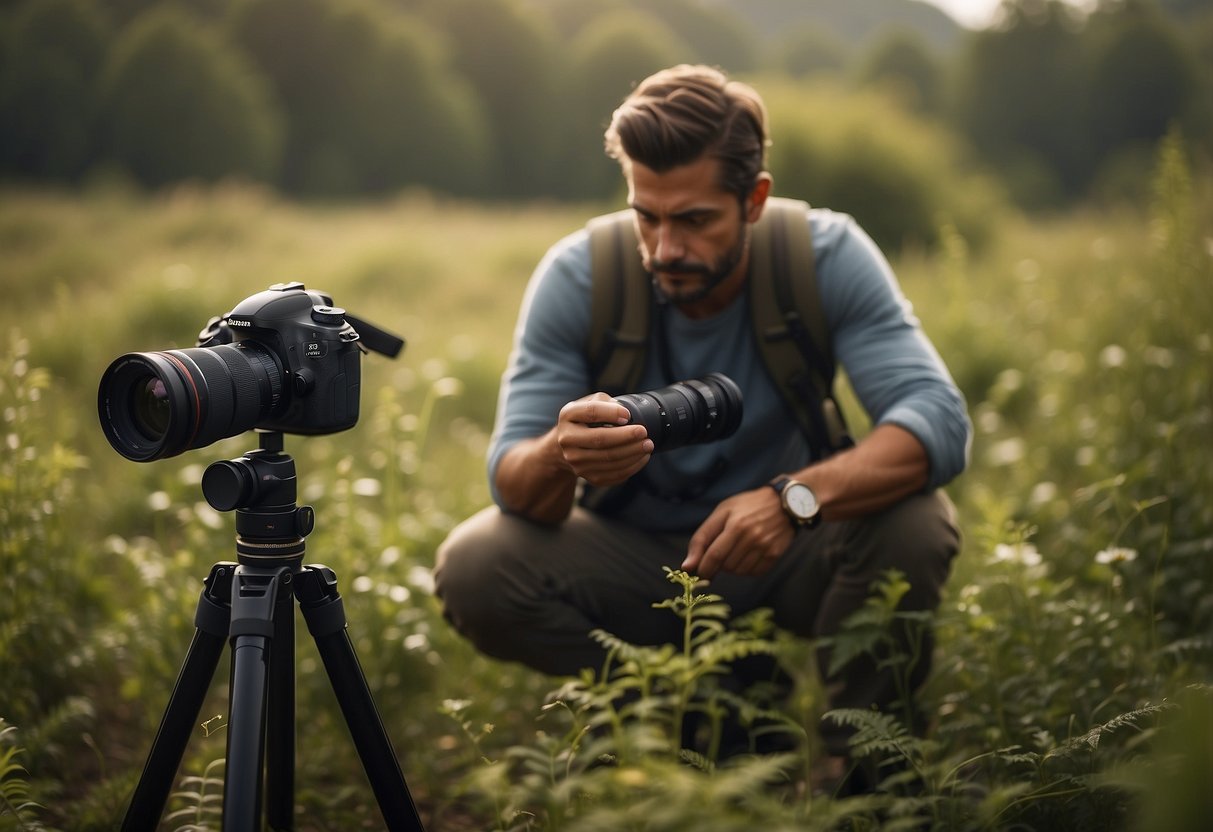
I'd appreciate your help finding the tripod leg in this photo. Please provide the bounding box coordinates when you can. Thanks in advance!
[122,564,235,832]
[222,565,291,831]
[295,566,425,832]
[264,575,297,829]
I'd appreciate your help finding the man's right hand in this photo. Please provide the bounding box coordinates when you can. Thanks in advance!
[555,393,653,486]
[494,393,653,524]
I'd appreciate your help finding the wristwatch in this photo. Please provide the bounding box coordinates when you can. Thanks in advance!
[769,476,821,529]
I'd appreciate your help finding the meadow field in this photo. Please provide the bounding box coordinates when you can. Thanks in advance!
[1,137,1210,830]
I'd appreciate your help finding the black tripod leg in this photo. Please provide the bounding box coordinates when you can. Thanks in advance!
[223,565,291,831]
[295,566,425,832]
[122,564,235,832]
[264,574,297,830]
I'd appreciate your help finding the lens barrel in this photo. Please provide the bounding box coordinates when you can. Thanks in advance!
[98,343,282,461]
[613,372,743,453]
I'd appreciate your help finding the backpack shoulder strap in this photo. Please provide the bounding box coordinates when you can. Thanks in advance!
[748,197,852,456]
[586,209,649,395]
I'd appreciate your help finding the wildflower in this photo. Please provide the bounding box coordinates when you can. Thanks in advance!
[991,542,1042,567]
[1095,547,1138,565]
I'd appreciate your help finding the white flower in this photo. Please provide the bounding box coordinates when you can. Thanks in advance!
[1095,547,1138,565]
[991,543,1042,567]
[1100,344,1128,368]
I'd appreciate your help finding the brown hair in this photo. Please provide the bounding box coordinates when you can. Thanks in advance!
[604,64,769,199]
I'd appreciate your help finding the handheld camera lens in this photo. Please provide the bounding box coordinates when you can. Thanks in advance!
[613,372,743,453]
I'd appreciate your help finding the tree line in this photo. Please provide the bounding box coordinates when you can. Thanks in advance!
[0,0,1209,211]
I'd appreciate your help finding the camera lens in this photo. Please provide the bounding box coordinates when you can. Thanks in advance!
[131,375,171,441]
[613,372,743,452]
[98,343,283,461]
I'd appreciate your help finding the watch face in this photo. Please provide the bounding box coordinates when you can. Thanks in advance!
[785,483,818,518]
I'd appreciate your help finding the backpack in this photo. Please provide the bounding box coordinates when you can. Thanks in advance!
[585,196,852,461]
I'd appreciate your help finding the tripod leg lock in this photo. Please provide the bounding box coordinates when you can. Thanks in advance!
[195,563,238,636]
[294,565,349,639]
[228,565,291,638]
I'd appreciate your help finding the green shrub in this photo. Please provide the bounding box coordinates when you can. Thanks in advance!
[759,76,1008,252]
[0,0,111,180]
[228,0,489,196]
[98,5,282,187]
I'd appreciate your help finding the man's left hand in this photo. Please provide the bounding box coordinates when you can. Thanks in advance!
[682,487,794,580]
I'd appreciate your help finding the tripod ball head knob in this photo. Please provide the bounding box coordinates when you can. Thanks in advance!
[202,459,255,512]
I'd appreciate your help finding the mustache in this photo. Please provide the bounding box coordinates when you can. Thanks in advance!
[648,259,711,276]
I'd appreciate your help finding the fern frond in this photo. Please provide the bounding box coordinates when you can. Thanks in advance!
[823,707,921,763]
[1046,703,1171,759]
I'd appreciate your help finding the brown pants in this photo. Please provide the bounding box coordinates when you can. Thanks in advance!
[434,490,959,755]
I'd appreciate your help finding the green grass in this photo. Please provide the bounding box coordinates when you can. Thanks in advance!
[1,136,1210,830]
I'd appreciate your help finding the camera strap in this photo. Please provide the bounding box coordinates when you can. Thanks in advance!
[344,313,406,359]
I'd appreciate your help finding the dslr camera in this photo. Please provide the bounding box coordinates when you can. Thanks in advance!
[98,282,402,462]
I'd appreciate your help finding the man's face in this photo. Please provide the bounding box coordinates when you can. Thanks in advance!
[625,155,759,314]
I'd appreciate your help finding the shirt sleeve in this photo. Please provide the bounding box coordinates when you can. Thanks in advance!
[813,211,972,488]
[486,230,595,507]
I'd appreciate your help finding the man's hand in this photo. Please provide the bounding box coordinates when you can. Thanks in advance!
[555,393,654,487]
[494,393,653,525]
[681,486,794,580]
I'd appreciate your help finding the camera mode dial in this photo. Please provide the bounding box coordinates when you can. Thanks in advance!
[311,305,346,325]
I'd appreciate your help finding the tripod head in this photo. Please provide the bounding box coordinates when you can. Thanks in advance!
[201,430,313,568]
[124,426,424,830]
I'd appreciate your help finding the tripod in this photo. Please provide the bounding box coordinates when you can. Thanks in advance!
[121,432,425,831]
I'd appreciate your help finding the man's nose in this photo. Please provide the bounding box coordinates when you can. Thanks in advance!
[654,222,685,263]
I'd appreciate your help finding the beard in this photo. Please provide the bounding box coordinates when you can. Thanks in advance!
[645,223,749,307]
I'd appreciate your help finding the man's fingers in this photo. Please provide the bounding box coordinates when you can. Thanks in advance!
[563,396,631,427]
[684,513,729,578]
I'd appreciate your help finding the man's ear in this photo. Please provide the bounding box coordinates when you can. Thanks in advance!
[746,173,773,223]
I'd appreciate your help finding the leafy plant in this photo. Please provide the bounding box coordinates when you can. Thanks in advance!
[0,721,43,830]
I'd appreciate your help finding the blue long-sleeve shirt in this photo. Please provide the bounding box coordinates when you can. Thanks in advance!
[488,206,971,532]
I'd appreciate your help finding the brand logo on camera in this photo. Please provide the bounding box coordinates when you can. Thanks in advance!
[227,317,253,328]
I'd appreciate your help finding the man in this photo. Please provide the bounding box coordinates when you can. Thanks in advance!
[434,64,970,783]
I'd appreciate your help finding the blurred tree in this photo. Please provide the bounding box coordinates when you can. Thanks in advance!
[640,0,760,73]
[773,25,851,78]
[104,0,229,25]
[1085,1,1204,164]
[417,0,561,197]
[355,15,491,196]
[764,79,1006,252]
[0,0,110,180]
[97,5,281,187]
[557,8,695,199]
[228,0,488,195]
[1155,0,1211,21]
[855,29,944,115]
[953,0,1090,206]
[535,0,630,40]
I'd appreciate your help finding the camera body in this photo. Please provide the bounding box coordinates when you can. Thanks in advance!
[98,282,395,462]
[201,282,363,435]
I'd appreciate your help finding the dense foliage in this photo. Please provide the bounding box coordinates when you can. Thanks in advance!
[0,129,1209,828]
[0,0,1209,215]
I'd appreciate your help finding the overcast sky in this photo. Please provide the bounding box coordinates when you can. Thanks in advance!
[922,0,1001,28]
[922,0,1095,29]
